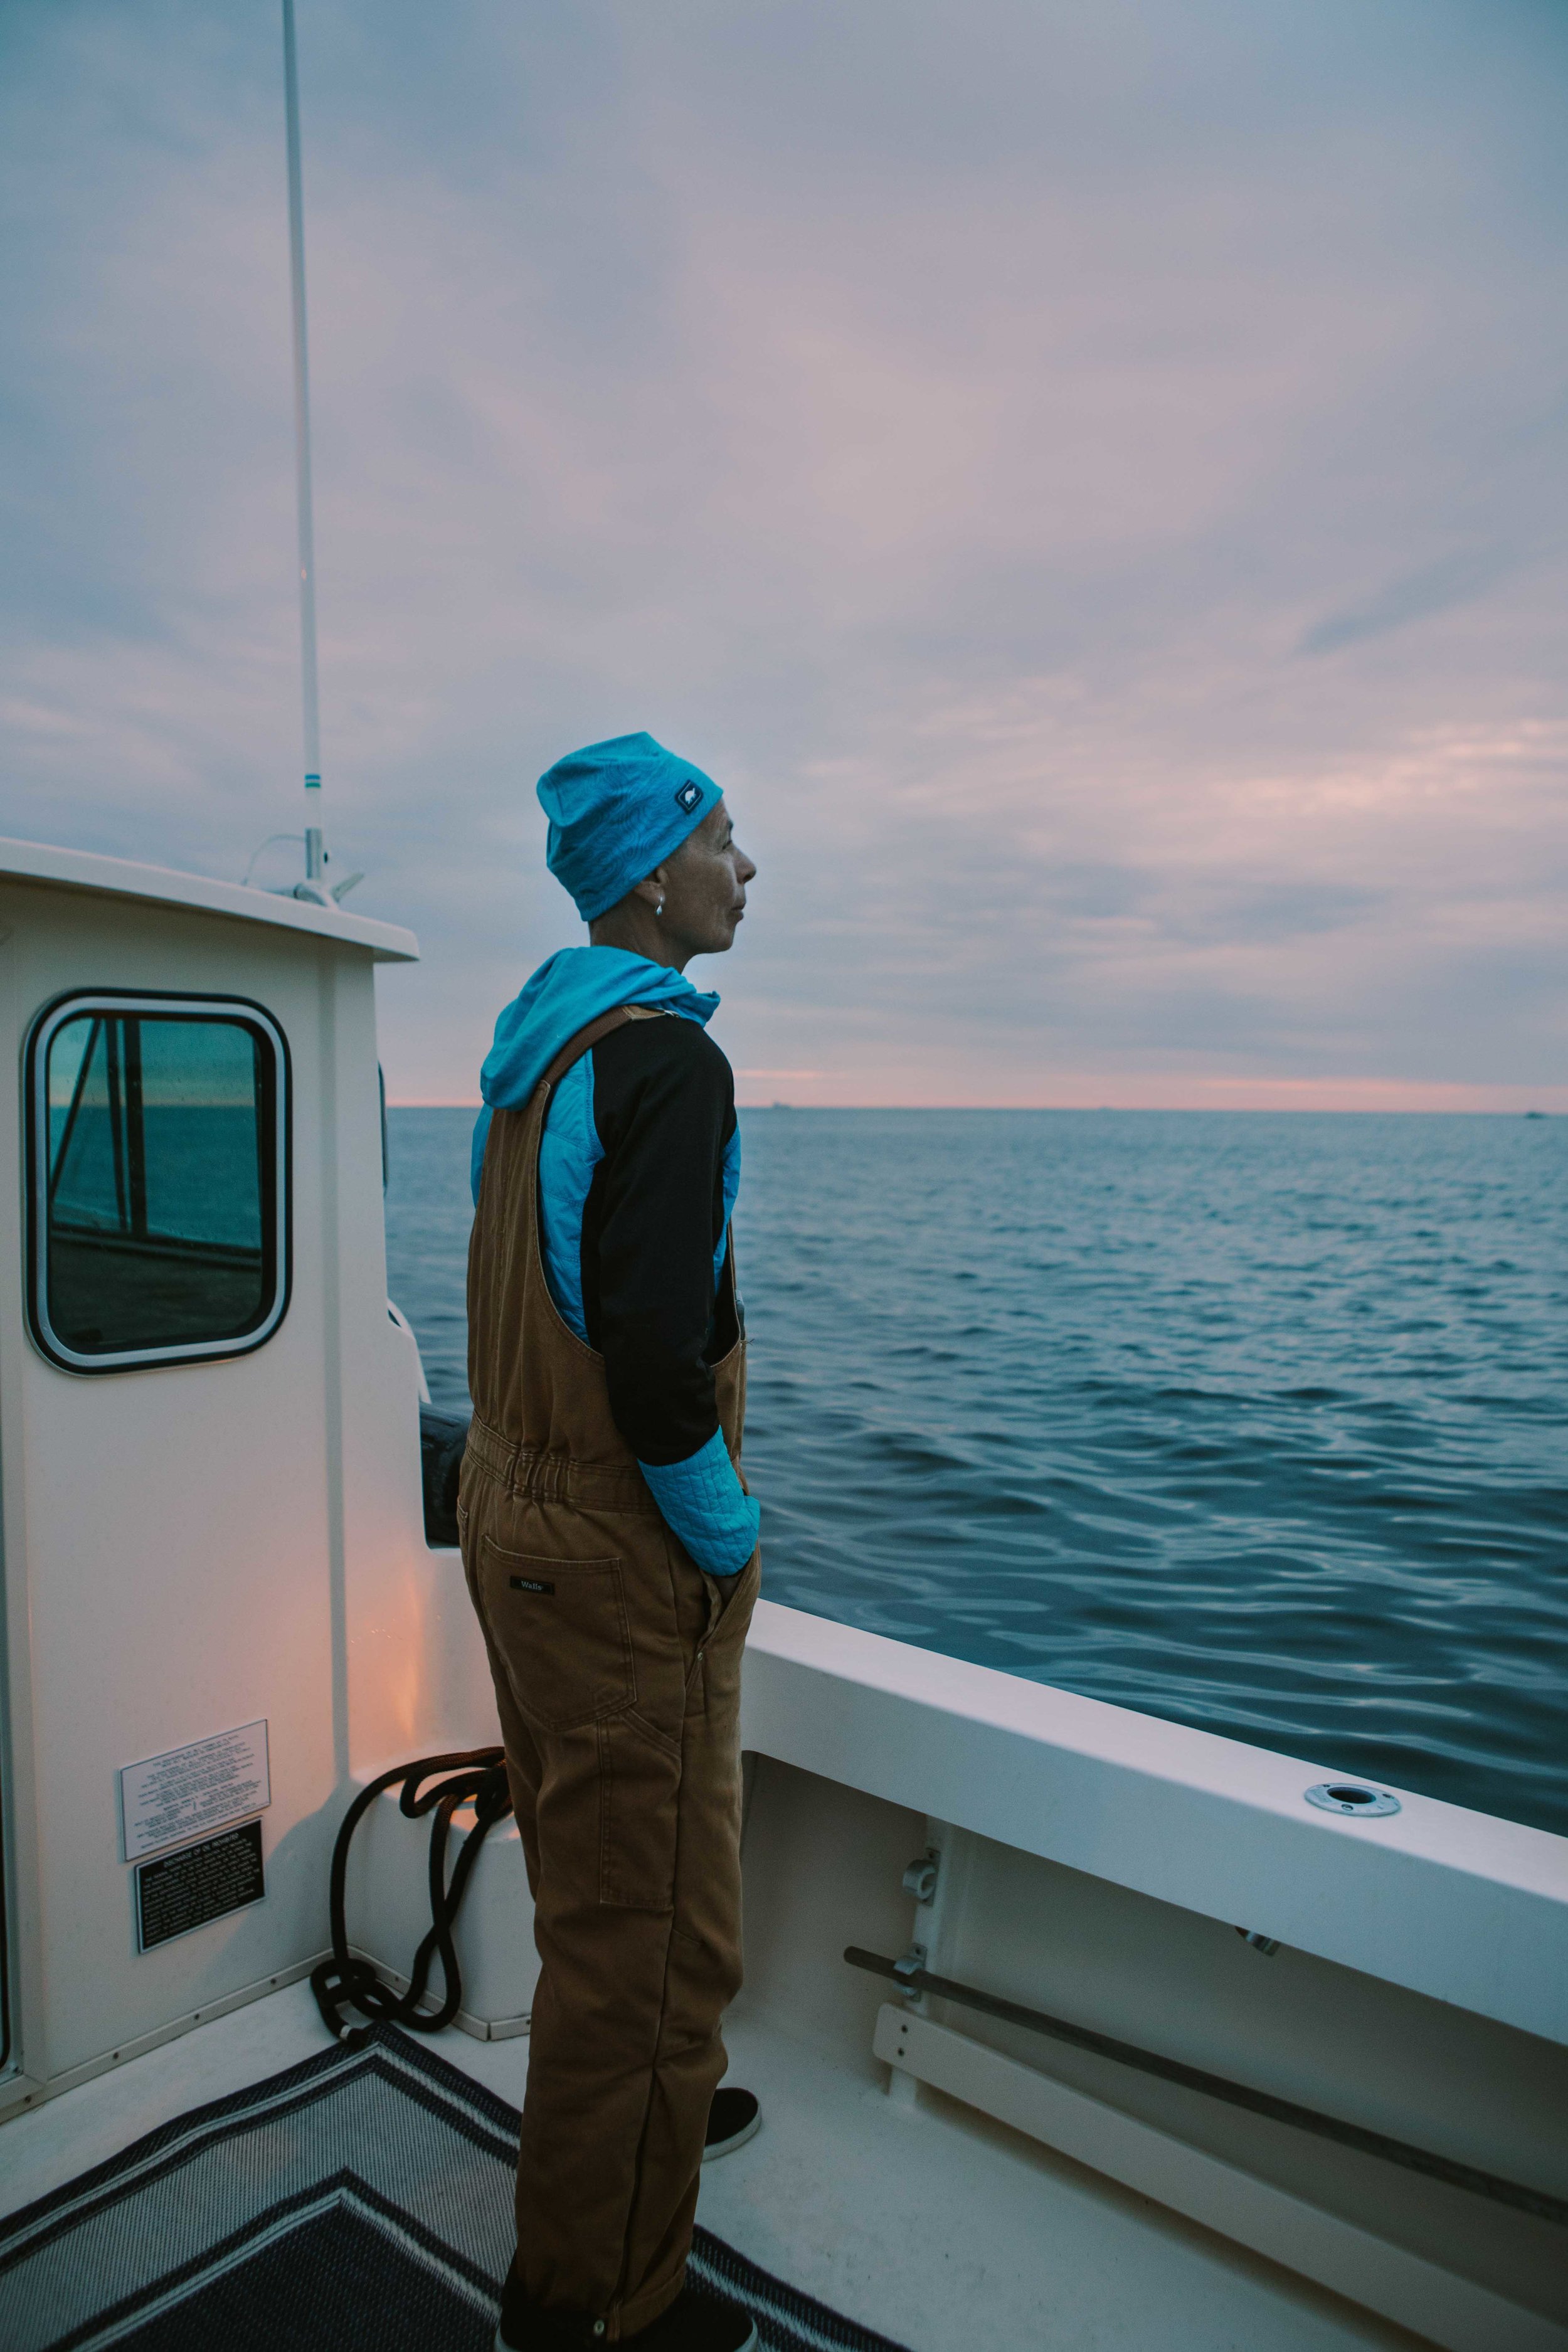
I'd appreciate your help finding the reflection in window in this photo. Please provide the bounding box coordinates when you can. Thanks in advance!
[31,999,288,1369]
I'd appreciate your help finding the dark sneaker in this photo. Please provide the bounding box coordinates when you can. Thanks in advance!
[495,2264,605,2351]
[702,2085,760,2161]
[494,2307,598,2351]
[634,2286,758,2352]
[497,2286,757,2352]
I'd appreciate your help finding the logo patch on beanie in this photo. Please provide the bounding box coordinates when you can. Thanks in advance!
[675,778,703,813]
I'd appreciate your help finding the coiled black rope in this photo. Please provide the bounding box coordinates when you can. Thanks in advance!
[310,1749,514,2042]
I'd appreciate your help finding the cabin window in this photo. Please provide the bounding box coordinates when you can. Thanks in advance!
[26,992,290,1372]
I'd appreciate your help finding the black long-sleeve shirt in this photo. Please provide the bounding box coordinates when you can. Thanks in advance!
[576,1015,740,1466]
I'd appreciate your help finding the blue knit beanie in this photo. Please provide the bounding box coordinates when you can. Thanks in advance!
[538,732,724,923]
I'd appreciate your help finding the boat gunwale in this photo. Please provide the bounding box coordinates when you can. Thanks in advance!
[739,1597,1568,2050]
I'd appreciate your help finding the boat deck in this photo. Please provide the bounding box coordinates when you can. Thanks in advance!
[1,1982,1426,2350]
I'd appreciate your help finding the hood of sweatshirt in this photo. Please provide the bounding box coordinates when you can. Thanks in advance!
[470,945,719,1201]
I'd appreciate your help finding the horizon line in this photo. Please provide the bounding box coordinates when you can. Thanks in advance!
[386,1098,1560,1116]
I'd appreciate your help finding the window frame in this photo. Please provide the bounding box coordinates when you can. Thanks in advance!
[24,988,292,1375]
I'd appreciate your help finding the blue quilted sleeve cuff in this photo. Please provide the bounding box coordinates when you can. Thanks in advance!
[639,1428,760,1579]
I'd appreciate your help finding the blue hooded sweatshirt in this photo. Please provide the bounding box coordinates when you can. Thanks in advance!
[471,946,756,1577]
[471,946,720,1200]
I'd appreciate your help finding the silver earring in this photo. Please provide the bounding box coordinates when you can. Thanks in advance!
[655,899,664,917]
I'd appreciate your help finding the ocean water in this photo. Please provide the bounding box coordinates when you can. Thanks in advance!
[386,1108,1568,1838]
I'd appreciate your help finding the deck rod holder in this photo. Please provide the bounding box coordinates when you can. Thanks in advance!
[844,1946,1567,2228]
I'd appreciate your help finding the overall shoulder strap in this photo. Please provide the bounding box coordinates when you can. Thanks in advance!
[537,1004,668,1094]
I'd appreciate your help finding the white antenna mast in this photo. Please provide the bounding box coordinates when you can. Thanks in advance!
[282,0,326,894]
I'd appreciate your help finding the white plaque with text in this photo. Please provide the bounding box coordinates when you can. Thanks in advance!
[119,1720,271,1863]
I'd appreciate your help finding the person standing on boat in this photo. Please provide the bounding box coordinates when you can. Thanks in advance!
[462,733,763,2352]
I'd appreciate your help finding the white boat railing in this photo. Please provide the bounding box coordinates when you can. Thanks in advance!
[741,1598,1568,2048]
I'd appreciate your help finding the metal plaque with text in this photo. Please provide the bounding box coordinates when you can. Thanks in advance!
[119,1720,270,1862]
[135,1820,266,1952]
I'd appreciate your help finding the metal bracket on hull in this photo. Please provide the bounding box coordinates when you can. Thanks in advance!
[901,1851,941,1905]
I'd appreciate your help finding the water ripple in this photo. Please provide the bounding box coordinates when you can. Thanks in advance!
[388,1108,1568,1838]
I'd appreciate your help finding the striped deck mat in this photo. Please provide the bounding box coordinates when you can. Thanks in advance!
[0,2025,908,2352]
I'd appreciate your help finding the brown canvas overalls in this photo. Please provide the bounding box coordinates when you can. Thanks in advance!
[458,1009,760,2340]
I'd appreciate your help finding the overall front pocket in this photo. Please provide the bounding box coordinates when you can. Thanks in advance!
[480,1541,635,1730]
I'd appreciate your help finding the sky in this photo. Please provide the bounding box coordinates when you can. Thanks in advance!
[2,0,1565,1108]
